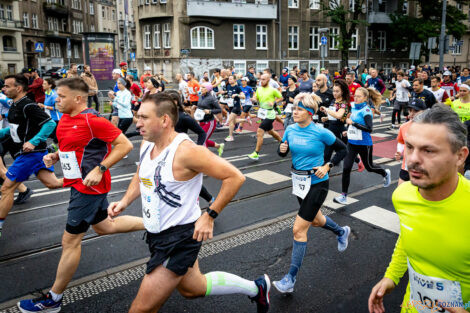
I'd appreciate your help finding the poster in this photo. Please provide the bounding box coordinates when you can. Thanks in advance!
[89,42,114,80]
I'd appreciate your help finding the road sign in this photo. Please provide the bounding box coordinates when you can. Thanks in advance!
[448,45,456,51]
[409,42,421,60]
[130,52,135,61]
[428,37,437,49]
[457,40,464,46]
[34,42,44,53]
[321,36,327,45]
[180,49,191,55]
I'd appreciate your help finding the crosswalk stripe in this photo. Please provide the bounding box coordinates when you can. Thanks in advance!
[371,133,391,138]
[351,206,400,234]
[323,190,359,209]
[245,170,290,185]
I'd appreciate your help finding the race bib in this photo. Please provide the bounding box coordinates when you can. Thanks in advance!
[58,150,82,179]
[408,260,463,313]
[258,108,268,119]
[240,99,246,106]
[141,187,161,233]
[328,105,337,121]
[9,123,21,143]
[227,98,234,108]
[194,108,205,121]
[347,125,363,140]
[285,103,293,113]
[291,173,311,199]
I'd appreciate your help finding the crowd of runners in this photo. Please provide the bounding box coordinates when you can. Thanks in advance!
[0,61,469,313]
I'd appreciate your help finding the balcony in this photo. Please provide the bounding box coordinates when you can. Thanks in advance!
[119,20,135,29]
[367,11,392,24]
[187,0,277,20]
[0,19,23,30]
[43,2,69,17]
[120,40,136,48]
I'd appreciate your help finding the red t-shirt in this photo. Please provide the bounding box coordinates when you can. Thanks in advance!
[57,108,122,194]
[348,82,361,103]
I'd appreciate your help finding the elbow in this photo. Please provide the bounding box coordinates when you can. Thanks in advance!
[124,138,134,154]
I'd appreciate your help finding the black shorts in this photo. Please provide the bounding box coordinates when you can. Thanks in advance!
[242,105,252,113]
[399,169,410,181]
[230,104,242,116]
[65,188,109,234]
[259,118,275,132]
[296,180,329,222]
[0,136,22,159]
[146,223,202,276]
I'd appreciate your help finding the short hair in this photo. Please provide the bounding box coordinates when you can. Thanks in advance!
[214,68,221,73]
[346,72,355,77]
[70,63,77,68]
[288,76,297,83]
[413,104,467,153]
[142,93,178,126]
[463,68,469,72]
[397,71,405,77]
[413,78,424,85]
[431,76,441,82]
[44,78,56,89]
[189,72,195,78]
[4,74,28,91]
[163,89,184,112]
[263,68,272,74]
[293,93,320,113]
[56,77,89,94]
[127,75,134,81]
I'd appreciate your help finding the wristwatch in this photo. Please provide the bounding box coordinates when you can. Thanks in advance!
[206,208,219,219]
[98,163,107,173]
[327,162,334,170]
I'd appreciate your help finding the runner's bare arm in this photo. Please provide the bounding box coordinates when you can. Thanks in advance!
[108,169,141,218]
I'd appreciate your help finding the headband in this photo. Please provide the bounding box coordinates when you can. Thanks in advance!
[460,84,470,91]
[297,102,315,115]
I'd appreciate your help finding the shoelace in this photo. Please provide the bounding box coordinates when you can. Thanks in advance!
[31,290,50,303]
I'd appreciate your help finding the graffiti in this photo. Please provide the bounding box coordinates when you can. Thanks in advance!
[180,58,224,78]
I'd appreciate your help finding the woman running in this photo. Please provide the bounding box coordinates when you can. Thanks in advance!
[224,75,251,142]
[283,76,299,128]
[113,78,134,134]
[334,87,392,205]
[273,92,350,293]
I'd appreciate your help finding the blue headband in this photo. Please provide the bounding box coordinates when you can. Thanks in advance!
[297,102,315,115]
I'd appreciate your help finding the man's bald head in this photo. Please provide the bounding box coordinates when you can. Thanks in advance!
[260,73,270,87]
[315,74,327,89]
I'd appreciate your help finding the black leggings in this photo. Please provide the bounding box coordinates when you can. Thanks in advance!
[118,118,133,134]
[342,143,387,193]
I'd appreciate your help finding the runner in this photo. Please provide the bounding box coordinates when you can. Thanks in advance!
[334,87,392,205]
[187,72,200,108]
[441,70,459,100]
[449,81,470,122]
[283,76,299,128]
[247,74,283,161]
[411,78,437,109]
[224,75,250,142]
[314,74,334,124]
[107,93,271,313]
[346,72,361,103]
[0,74,63,237]
[366,68,386,95]
[394,98,427,186]
[113,78,134,135]
[298,70,315,93]
[428,76,449,104]
[236,77,255,133]
[273,92,350,294]
[368,104,469,313]
[389,71,411,129]
[17,77,144,312]
[38,78,61,144]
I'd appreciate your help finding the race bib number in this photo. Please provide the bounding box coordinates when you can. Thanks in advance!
[58,150,82,179]
[285,103,293,113]
[141,187,161,233]
[258,108,268,119]
[9,123,21,143]
[291,173,311,199]
[328,105,337,121]
[194,108,205,121]
[227,98,234,108]
[408,260,463,313]
[347,125,363,140]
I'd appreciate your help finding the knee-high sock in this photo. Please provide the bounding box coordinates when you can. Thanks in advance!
[205,272,258,297]
[288,240,307,279]
[322,216,344,236]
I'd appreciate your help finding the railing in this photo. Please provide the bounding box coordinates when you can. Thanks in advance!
[0,19,23,28]
[43,2,69,15]
[186,0,277,19]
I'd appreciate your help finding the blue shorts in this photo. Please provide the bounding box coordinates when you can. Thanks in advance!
[6,151,54,182]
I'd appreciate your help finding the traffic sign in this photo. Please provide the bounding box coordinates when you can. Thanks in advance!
[180,49,191,55]
[457,40,464,46]
[448,45,456,51]
[321,36,327,45]
[35,42,44,53]
[409,42,421,60]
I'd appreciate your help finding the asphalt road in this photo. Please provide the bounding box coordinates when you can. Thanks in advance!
[0,107,411,313]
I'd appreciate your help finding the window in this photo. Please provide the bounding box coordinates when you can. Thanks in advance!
[119,12,123,20]
[457,2,462,10]
[256,61,269,72]
[102,7,105,18]
[350,29,358,50]
[112,10,115,20]
[23,13,29,28]
[255,0,268,3]
[0,5,4,20]
[378,0,387,12]
[71,0,80,9]
[144,25,151,49]
[402,0,408,14]
[163,23,171,48]
[32,14,38,29]
[367,30,373,49]
[309,61,320,78]
[145,0,150,5]
[160,0,167,3]
[6,5,12,20]
[329,27,339,50]
[288,26,298,50]
[54,18,59,31]
[152,0,158,4]
[329,0,339,9]
[288,61,299,70]
[74,45,79,58]
[191,26,214,49]
[309,27,320,50]
[2,36,16,52]
[288,0,298,8]
[256,24,267,49]
[153,24,160,48]
[62,18,67,31]
[90,3,94,15]
[233,60,246,75]
[233,24,245,49]
[452,37,462,55]
[48,17,53,30]
[91,25,95,32]
[383,63,392,75]
[378,30,386,51]
[349,0,355,11]
[400,63,409,70]
[50,43,61,57]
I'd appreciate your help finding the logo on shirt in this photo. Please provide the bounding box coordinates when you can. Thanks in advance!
[140,177,153,188]
[72,125,77,129]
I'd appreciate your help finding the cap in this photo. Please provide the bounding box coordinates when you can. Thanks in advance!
[410,65,416,70]
[408,98,426,111]
[112,69,122,75]
[282,67,289,72]
[21,67,32,73]
[144,66,151,71]
[443,70,452,76]
[119,62,128,67]
[241,77,249,81]
[201,82,213,92]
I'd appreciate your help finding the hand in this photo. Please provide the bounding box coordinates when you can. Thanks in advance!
[321,117,328,123]
[107,200,127,219]
[279,141,289,153]
[313,165,329,179]
[83,166,104,187]
[193,212,214,242]
[346,118,353,125]
[204,109,211,114]
[232,94,236,98]
[319,106,327,113]
[394,151,402,161]
[22,141,35,152]
[43,152,59,168]
[38,103,45,108]
[342,131,348,137]
[368,277,396,313]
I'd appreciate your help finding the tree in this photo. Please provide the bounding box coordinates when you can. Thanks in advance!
[319,0,368,69]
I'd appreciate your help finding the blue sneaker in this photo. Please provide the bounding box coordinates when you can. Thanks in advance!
[249,274,271,313]
[337,226,351,252]
[383,169,391,187]
[18,292,62,313]
[273,273,296,293]
[333,194,348,205]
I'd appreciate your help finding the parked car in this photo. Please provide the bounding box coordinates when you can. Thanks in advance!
[44,67,62,79]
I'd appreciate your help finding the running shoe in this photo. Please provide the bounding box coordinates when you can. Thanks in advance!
[273,274,295,294]
[248,151,259,160]
[383,169,392,187]
[337,226,351,252]
[333,194,348,205]
[225,136,234,142]
[249,274,271,313]
[14,188,33,205]
[217,143,225,157]
[17,292,62,313]
[256,119,262,124]
[216,122,223,129]
[234,128,243,134]
[246,116,253,125]
[357,159,365,172]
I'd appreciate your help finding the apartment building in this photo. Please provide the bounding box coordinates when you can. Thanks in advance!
[0,0,24,75]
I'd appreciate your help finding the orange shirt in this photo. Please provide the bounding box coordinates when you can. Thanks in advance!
[187,80,200,103]
[397,121,412,170]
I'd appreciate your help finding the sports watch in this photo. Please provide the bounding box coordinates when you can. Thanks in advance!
[98,164,107,173]
[206,209,219,219]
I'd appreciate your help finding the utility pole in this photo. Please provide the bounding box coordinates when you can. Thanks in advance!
[439,0,447,71]
[364,0,368,67]
[123,0,129,66]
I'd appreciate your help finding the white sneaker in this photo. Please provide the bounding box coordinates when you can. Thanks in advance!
[383,169,391,187]
[333,194,347,205]
[337,226,351,252]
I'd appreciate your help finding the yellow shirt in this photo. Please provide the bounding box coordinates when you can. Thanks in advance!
[451,99,470,122]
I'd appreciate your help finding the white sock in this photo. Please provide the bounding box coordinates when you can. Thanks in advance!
[204,271,258,297]
[49,290,63,302]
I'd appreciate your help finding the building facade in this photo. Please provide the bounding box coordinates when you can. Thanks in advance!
[0,0,24,75]
[116,0,137,66]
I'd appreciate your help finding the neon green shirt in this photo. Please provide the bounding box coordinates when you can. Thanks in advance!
[255,86,282,120]
[451,99,470,122]
[385,176,470,312]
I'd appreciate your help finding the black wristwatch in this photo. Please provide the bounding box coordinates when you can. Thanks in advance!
[98,163,107,173]
[327,162,334,170]
[206,208,219,219]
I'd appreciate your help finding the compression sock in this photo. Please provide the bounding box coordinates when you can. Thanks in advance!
[288,240,307,279]
[322,216,345,236]
[204,272,258,297]
[49,290,63,302]
[0,218,4,228]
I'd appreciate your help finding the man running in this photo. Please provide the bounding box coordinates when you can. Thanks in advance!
[389,71,411,129]
[346,72,361,103]
[411,78,437,109]
[368,104,470,313]
[429,76,449,104]
[17,78,144,312]
[108,93,270,313]
[248,73,283,161]
[365,68,386,95]
[315,74,334,124]
[441,70,459,101]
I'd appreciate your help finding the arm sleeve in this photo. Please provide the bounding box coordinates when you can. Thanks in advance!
[29,119,56,146]
[209,97,222,114]
[329,138,347,166]
[384,233,408,285]
[185,115,207,145]
[352,115,373,133]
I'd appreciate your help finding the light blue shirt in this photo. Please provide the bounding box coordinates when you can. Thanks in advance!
[113,89,133,118]
[349,102,373,146]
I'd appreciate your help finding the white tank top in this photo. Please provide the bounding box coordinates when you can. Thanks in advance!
[139,133,202,234]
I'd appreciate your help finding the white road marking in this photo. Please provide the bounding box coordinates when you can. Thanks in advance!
[351,205,400,234]
[245,170,290,185]
[323,190,359,209]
